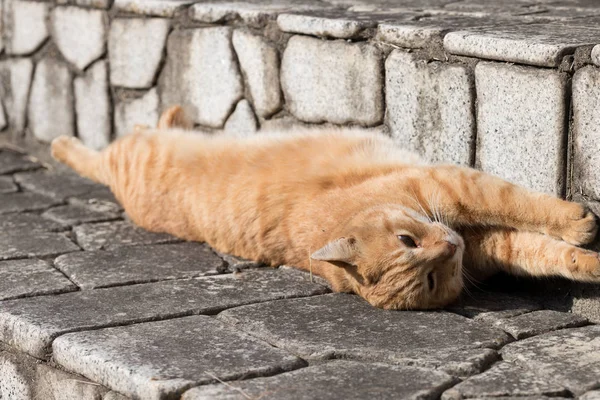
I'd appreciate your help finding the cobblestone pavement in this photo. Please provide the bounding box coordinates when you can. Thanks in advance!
[2,146,600,400]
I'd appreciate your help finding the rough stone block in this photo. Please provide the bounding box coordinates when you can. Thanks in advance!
[475,62,568,196]
[51,6,107,70]
[224,99,258,136]
[217,251,265,272]
[573,66,600,200]
[160,27,243,128]
[73,220,180,250]
[42,203,121,226]
[502,325,600,395]
[447,291,542,322]
[0,149,40,175]
[0,176,17,193]
[109,18,170,89]
[385,50,475,165]
[4,0,49,55]
[28,58,75,143]
[55,242,226,289]
[53,316,305,400]
[184,360,457,400]
[15,170,103,201]
[0,58,34,132]
[0,351,34,400]
[0,192,60,214]
[445,23,600,67]
[0,268,327,358]
[232,30,282,118]
[56,0,113,8]
[281,36,383,126]
[492,310,588,340]
[114,88,159,137]
[593,45,600,67]
[0,213,67,232]
[218,294,510,373]
[115,0,196,17]
[582,391,600,400]
[67,187,121,210]
[0,229,80,260]
[74,61,111,150]
[277,11,376,39]
[0,259,76,301]
[442,362,569,400]
[0,102,6,131]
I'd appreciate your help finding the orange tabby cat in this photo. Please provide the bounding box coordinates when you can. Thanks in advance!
[50,106,599,310]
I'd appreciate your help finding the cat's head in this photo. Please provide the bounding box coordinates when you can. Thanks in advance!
[312,204,464,310]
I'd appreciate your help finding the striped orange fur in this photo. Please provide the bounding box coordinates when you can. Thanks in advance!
[50,106,599,310]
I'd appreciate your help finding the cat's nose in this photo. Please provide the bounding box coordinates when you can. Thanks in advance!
[445,241,457,256]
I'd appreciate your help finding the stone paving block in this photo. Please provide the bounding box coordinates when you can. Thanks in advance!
[53,316,305,400]
[109,18,170,89]
[0,58,34,132]
[582,391,600,400]
[15,170,103,201]
[0,350,35,400]
[0,192,61,214]
[224,99,258,136]
[114,88,160,137]
[74,60,111,150]
[4,0,49,55]
[573,66,600,200]
[281,36,383,126]
[592,45,600,67]
[385,51,475,165]
[0,259,76,301]
[160,28,243,128]
[232,30,282,118]
[447,291,542,322]
[445,23,600,67]
[55,242,226,289]
[184,360,457,400]
[0,229,80,260]
[115,0,196,17]
[41,202,122,227]
[502,325,600,395]
[0,149,40,175]
[56,0,113,8]
[492,310,588,340]
[51,6,107,71]
[0,213,67,232]
[277,11,377,39]
[0,268,327,358]
[67,187,121,210]
[218,294,510,373]
[441,362,569,400]
[73,220,180,250]
[0,176,17,193]
[217,251,265,272]
[475,62,567,196]
[104,392,129,400]
[28,58,75,143]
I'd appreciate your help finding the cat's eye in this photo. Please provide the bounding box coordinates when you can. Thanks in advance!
[398,235,417,248]
[427,272,435,291]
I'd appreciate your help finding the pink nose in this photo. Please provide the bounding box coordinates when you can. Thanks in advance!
[446,241,457,256]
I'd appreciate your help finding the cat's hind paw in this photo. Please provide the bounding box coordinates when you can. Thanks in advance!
[565,248,600,281]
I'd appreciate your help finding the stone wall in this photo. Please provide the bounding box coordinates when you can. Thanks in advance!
[1,0,600,204]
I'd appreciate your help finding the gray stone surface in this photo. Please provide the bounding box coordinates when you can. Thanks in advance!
[4,0,49,55]
[592,45,600,67]
[73,220,180,250]
[109,18,170,89]
[104,392,129,400]
[0,213,67,232]
[277,11,377,39]
[385,50,475,166]
[160,27,243,128]
[448,291,542,322]
[582,391,600,400]
[0,58,34,132]
[114,88,160,137]
[442,362,569,400]
[281,36,383,126]
[0,192,61,214]
[53,316,305,400]
[0,176,16,193]
[232,30,282,118]
[28,58,75,143]
[67,187,121,210]
[573,66,600,200]
[218,294,510,370]
[502,325,600,395]
[41,202,121,226]
[184,360,457,400]
[0,351,34,400]
[55,242,225,289]
[14,170,102,201]
[0,149,40,175]
[217,251,265,272]
[0,259,76,301]
[56,0,113,8]
[224,99,258,136]
[115,0,196,17]
[51,6,107,71]
[492,310,588,340]
[475,62,567,196]
[444,23,600,67]
[0,268,327,358]
[0,229,80,261]
[74,60,111,150]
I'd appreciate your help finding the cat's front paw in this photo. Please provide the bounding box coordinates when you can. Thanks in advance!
[555,204,598,246]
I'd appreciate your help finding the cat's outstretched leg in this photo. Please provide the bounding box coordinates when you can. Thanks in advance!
[462,227,600,282]
[51,136,109,185]
[414,165,597,246]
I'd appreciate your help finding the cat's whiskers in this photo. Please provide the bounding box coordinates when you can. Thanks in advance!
[405,190,433,223]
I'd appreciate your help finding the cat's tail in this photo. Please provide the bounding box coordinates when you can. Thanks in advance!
[51,136,110,185]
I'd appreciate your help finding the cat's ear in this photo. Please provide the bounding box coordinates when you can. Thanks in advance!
[311,237,358,264]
